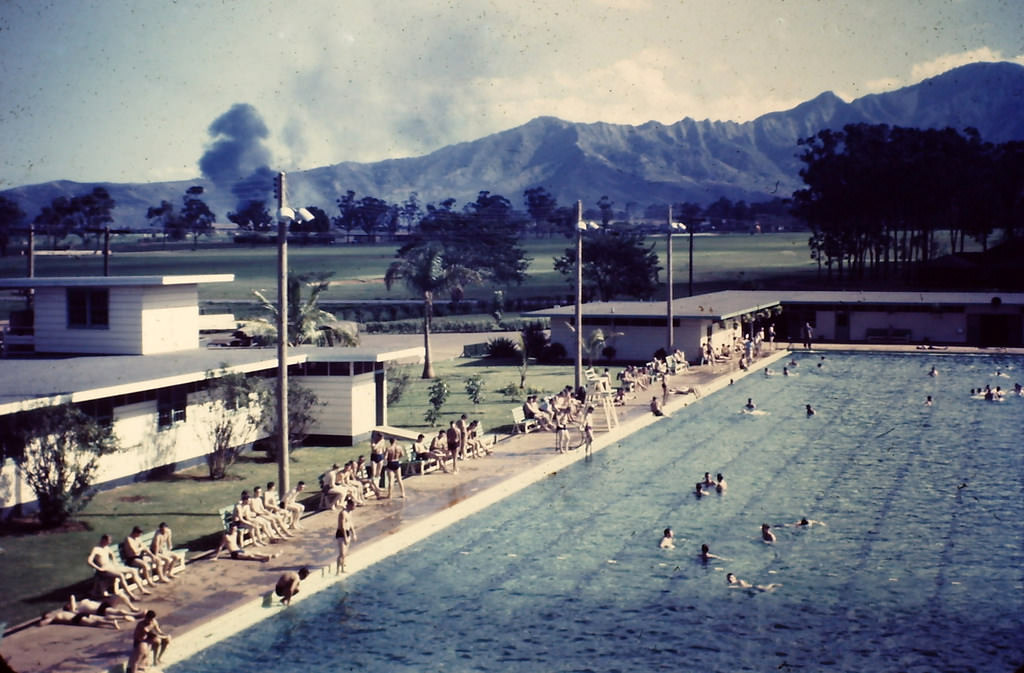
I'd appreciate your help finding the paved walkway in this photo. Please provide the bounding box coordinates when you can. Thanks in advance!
[5,341,1017,672]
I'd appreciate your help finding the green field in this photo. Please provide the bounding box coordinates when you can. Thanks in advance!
[0,233,818,309]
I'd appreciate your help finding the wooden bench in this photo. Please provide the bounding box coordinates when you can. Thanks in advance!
[511,407,539,434]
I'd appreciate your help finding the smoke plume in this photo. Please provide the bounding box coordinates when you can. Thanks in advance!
[198,103,275,209]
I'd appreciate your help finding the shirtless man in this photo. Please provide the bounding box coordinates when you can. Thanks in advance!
[700,544,725,562]
[232,492,271,544]
[250,486,294,538]
[275,567,310,606]
[281,481,307,528]
[87,534,150,599]
[213,523,277,562]
[650,396,664,416]
[455,414,470,460]
[383,438,406,498]
[446,421,461,472]
[262,481,294,529]
[122,526,167,585]
[579,405,595,456]
[726,573,781,592]
[659,528,675,549]
[38,608,123,629]
[761,523,776,543]
[715,473,727,493]
[127,610,171,673]
[806,404,816,416]
[335,498,357,574]
[744,398,756,411]
[554,408,571,454]
[67,593,143,620]
[428,430,451,472]
[787,517,826,527]
[149,522,183,577]
[702,472,716,488]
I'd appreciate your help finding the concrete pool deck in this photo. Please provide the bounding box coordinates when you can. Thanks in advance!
[4,343,1019,673]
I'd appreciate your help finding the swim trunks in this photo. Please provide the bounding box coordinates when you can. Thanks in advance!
[387,460,401,471]
[335,528,344,539]
[230,550,240,560]
[371,454,384,463]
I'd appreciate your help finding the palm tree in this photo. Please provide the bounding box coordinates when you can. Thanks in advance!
[252,272,359,347]
[385,243,481,378]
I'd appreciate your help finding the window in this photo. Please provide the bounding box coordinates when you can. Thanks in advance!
[157,386,187,429]
[67,288,109,328]
[79,399,114,428]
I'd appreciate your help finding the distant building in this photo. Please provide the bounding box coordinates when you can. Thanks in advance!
[0,275,419,513]
[528,290,1024,364]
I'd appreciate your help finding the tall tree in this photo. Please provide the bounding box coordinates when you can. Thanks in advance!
[553,230,660,301]
[227,200,273,232]
[385,242,482,378]
[0,195,26,256]
[524,186,557,237]
[180,186,216,249]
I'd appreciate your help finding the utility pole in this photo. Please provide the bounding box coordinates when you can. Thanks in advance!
[274,171,290,501]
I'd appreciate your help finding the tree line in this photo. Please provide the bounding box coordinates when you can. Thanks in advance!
[794,123,1024,281]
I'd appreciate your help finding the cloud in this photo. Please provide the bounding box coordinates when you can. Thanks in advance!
[910,47,1024,81]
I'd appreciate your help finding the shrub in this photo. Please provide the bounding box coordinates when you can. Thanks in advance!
[487,337,520,358]
[521,322,549,359]
[464,375,485,405]
[539,342,567,363]
[386,364,412,405]
[424,378,449,426]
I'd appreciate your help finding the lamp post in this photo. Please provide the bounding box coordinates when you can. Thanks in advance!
[273,170,314,504]
[573,200,601,390]
[665,206,686,353]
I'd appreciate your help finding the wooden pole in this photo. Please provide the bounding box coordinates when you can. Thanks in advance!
[666,205,674,352]
[276,171,290,501]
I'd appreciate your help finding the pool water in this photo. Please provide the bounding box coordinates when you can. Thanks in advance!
[171,352,1024,673]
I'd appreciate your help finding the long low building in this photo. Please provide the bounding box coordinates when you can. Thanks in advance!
[0,275,420,512]
[528,290,1024,364]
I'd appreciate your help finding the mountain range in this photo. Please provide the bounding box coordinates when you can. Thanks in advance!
[4,61,1024,227]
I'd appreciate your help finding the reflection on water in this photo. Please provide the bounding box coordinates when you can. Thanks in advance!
[173,353,1024,673]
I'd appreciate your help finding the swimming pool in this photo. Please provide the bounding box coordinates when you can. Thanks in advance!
[171,352,1024,673]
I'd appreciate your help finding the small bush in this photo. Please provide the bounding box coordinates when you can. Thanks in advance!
[464,375,485,405]
[539,342,567,363]
[487,337,520,358]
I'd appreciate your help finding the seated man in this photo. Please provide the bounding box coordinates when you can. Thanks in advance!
[428,430,451,473]
[232,492,271,544]
[149,522,184,577]
[262,481,293,529]
[250,485,294,538]
[281,481,307,528]
[122,526,168,586]
[464,419,492,457]
[87,534,151,600]
[523,396,554,430]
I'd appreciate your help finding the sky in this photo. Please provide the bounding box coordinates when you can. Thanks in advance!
[1,0,1022,189]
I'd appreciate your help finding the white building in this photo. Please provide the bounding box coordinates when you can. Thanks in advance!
[529,290,1024,364]
[0,275,420,512]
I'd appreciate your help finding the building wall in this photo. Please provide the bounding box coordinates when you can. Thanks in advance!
[139,285,200,353]
[549,318,732,364]
[297,373,378,439]
[0,384,271,510]
[32,285,200,355]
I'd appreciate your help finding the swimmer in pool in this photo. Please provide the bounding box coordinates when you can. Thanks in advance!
[744,398,756,411]
[928,366,938,377]
[659,528,675,549]
[788,359,798,368]
[925,395,933,406]
[702,472,716,488]
[805,404,815,417]
[695,482,707,498]
[783,366,789,376]
[764,367,772,377]
[715,474,726,493]
[726,573,781,592]
[785,517,826,527]
[699,544,725,562]
[761,523,776,543]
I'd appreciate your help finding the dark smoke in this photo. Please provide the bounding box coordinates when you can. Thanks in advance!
[198,103,275,209]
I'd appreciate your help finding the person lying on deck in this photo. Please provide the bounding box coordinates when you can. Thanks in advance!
[212,523,279,562]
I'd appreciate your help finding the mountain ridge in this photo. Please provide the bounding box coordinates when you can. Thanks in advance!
[4,61,1023,226]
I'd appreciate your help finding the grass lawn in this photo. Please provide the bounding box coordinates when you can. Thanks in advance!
[0,233,818,306]
[0,357,574,628]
